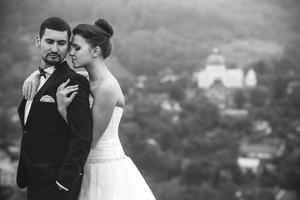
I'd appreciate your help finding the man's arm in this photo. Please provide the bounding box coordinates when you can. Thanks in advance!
[16,152,30,188]
[56,74,93,190]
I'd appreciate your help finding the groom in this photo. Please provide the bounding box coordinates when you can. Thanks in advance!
[17,17,93,200]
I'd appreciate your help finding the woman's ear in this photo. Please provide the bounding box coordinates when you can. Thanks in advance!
[92,46,101,58]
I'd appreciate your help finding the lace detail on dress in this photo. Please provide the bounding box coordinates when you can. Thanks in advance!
[86,155,127,164]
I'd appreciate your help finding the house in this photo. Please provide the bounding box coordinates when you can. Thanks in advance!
[237,138,285,174]
[160,99,181,113]
[244,68,257,88]
[159,68,179,83]
[252,120,272,135]
[220,108,249,118]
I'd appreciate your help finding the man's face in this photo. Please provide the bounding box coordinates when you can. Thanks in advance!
[37,28,69,66]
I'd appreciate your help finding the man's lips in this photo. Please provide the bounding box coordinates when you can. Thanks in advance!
[47,54,60,59]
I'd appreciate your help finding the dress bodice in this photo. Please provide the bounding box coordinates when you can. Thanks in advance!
[87,106,125,162]
[79,107,157,200]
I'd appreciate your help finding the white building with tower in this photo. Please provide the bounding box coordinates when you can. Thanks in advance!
[194,47,257,89]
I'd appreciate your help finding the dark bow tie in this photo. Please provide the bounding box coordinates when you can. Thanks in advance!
[38,66,47,78]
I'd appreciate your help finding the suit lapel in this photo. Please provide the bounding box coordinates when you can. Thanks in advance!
[25,62,68,126]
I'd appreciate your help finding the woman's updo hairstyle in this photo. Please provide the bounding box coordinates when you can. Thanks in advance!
[73,18,113,59]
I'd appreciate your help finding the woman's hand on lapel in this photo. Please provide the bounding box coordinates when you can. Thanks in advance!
[56,79,79,122]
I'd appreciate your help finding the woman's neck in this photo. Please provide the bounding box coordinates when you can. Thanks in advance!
[86,59,109,83]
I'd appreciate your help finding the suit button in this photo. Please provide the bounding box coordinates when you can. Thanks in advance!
[23,130,28,135]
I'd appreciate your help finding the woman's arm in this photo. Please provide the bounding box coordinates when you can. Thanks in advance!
[91,82,119,147]
[23,70,40,100]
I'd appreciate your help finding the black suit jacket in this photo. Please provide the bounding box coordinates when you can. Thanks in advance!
[16,61,93,190]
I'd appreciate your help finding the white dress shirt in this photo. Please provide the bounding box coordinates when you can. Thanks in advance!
[24,66,55,124]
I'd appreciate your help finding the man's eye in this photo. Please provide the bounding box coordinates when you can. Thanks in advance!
[45,40,54,44]
[58,42,67,46]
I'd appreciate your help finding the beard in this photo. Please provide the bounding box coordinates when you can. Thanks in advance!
[42,53,63,65]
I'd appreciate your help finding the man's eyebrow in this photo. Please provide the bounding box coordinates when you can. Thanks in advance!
[44,38,67,42]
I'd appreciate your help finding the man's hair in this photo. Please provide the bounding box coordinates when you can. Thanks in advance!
[39,17,71,39]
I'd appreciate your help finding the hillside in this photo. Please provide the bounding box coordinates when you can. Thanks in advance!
[1,0,299,76]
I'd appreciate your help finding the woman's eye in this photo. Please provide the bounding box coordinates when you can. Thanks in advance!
[72,45,80,51]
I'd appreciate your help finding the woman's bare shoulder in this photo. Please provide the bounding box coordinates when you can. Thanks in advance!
[92,76,125,107]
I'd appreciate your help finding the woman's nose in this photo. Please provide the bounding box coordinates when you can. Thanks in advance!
[69,48,75,56]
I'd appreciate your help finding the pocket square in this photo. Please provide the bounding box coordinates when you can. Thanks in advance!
[40,95,55,103]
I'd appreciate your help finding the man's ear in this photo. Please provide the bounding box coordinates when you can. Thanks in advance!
[36,35,41,48]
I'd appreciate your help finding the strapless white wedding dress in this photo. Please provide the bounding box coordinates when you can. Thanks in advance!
[78,106,156,200]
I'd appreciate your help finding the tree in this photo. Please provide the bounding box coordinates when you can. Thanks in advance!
[278,150,300,197]
[179,97,220,136]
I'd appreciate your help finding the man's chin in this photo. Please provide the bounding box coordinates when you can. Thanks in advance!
[44,59,61,66]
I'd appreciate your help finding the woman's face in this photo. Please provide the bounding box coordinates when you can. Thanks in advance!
[69,34,93,68]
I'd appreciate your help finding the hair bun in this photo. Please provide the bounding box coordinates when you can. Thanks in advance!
[94,18,113,37]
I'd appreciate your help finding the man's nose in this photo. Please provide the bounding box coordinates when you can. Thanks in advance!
[51,44,58,52]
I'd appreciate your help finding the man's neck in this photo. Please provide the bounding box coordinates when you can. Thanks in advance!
[40,61,51,69]
[41,62,58,70]
[40,59,63,69]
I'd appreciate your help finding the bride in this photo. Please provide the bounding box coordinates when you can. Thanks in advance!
[24,18,156,200]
